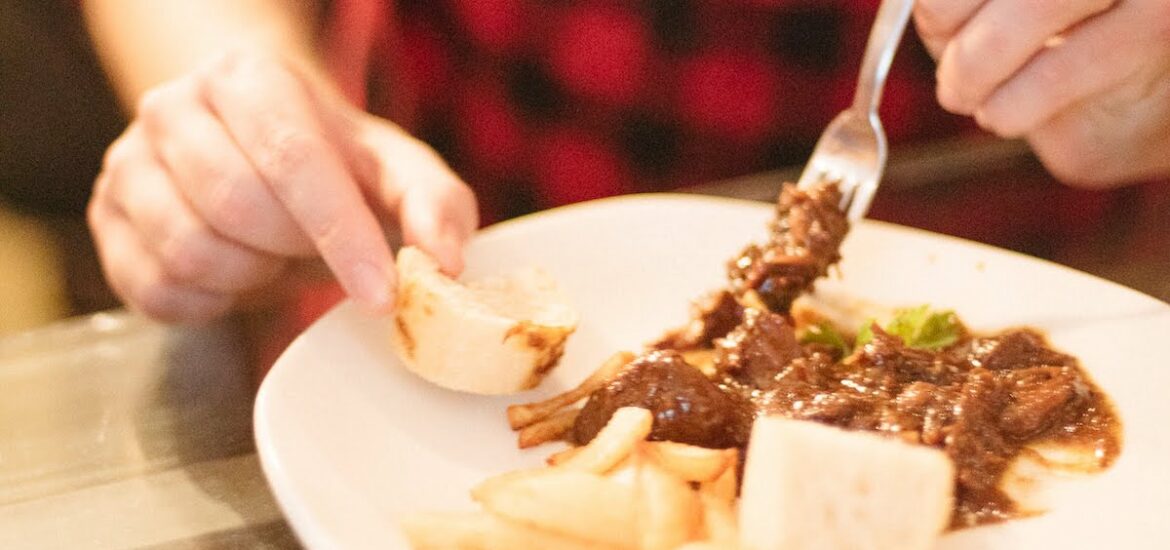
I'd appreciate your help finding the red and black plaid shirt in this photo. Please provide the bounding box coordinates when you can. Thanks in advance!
[328,0,975,224]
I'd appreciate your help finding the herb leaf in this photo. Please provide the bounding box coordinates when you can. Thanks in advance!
[883,305,961,350]
[803,306,961,356]
[799,322,851,355]
[854,320,877,349]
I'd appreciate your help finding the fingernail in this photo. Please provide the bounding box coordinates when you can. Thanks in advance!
[436,231,466,275]
[350,261,393,311]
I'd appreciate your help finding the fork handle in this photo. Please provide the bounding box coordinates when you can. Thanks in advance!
[852,0,916,116]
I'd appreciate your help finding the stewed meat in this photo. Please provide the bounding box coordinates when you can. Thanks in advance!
[728,183,850,312]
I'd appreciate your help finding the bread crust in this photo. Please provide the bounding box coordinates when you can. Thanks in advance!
[390,247,577,395]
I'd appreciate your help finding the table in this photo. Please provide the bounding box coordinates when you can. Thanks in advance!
[0,312,297,548]
[2,136,1166,548]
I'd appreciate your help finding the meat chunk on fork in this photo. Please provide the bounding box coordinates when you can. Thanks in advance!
[728,182,850,313]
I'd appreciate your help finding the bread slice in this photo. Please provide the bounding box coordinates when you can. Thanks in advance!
[390,246,578,395]
[739,417,954,550]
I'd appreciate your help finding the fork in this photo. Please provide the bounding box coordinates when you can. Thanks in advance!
[796,0,916,221]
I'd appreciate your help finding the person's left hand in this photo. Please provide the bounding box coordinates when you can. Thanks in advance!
[915,0,1170,186]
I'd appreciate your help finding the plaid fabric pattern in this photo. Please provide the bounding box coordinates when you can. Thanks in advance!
[369,0,976,223]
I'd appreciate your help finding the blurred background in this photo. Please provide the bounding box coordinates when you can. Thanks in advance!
[1,0,1167,336]
[1,0,123,332]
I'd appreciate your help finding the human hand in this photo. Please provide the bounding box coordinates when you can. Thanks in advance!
[915,0,1170,185]
[88,51,478,323]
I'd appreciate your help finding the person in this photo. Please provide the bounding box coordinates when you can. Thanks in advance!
[915,0,1170,184]
[83,0,1170,327]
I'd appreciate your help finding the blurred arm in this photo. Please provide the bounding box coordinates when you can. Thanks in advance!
[81,0,326,109]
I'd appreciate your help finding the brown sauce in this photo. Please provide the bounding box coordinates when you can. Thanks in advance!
[571,182,1121,529]
[573,309,1121,528]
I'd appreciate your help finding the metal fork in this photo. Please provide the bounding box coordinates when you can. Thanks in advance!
[796,0,916,221]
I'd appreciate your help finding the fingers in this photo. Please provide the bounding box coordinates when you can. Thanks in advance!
[914,0,987,58]
[973,4,1145,137]
[1028,97,1170,187]
[935,0,1117,114]
[93,50,481,319]
[398,177,478,275]
[108,126,287,294]
[89,174,234,323]
[298,92,480,277]
[137,76,315,257]
[204,54,397,311]
[359,126,479,276]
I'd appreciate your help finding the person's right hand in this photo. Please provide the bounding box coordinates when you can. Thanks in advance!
[914,0,1170,185]
[88,51,478,323]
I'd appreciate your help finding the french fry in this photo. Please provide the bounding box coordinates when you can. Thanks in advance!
[546,446,584,467]
[401,511,610,550]
[472,469,639,549]
[606,454,638,484]
[411,373,755,550]
[517,407,580,449]
[644,442,737,483]
[559,407,653,474]
[700,460,738,504]
[699,493,739,548]
[507,351,635,430]
[636,450,703,550]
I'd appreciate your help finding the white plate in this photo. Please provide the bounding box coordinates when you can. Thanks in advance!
[255,194,1170,550]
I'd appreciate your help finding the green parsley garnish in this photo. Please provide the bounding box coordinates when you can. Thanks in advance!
[799,322,851,356]
[856,305,961,350]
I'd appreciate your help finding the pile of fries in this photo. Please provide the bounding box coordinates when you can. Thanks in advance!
[402,407,742,550]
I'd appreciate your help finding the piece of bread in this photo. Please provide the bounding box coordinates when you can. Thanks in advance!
[739,416,954,550]
[390,246,578,395]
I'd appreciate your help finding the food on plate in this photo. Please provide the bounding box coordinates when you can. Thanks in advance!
[402,181,1122,549]
[401,511,611,550]
[572,350,752,450]
[390,246,578,394]
[508,351,636,447]
[403,406,741,550]
[508,182,1121,528]
[555,406,653,473]
[404,407,953,550]
[726,182,849,313]
[739,416,953,550]
[566,305,1121,527]
[658,183,850,352]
